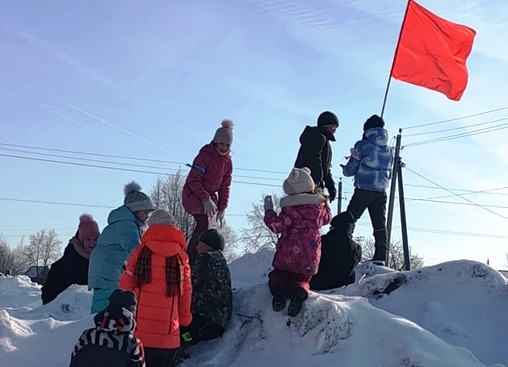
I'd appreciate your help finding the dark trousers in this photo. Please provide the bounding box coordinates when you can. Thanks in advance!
[347,188,388,262]
[268,268,312,299]
[180,313,224,349]
[186,214,211,262]
[144,347,180,367]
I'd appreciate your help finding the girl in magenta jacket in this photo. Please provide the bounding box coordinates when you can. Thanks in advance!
[264,167,332,317]
[183,120,233,262]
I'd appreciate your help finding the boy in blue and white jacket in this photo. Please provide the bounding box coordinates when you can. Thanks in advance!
[342,115,394,264]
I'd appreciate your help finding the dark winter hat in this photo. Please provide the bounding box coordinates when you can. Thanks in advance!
[363,114,385,131]
[213,119,234,145]
[108,289,137,314]
[77,213,100,243]
[148,209,177,227]
[199,229,225,251]
[124,181,155,213]
[317,111,339,127]
[330,211,356,235]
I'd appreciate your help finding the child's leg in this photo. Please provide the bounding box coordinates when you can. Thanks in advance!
[346,189,371,221]
[144,347,180,367]
[268,269,290,311]
[368,192,388,262]
[186,214,211,262]
[90,288,113,314]
[287,273,312,317]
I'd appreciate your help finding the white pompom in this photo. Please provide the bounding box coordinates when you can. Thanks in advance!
[221,119,234,130]
[124,181,142,195]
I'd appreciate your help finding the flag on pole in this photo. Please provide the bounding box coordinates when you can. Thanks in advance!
[391,0,476,101]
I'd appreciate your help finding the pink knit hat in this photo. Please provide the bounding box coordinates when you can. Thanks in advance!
[78,213,100,242]
[213,119,234,145]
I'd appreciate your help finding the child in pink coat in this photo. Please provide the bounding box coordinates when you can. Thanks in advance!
[264,167,332,317]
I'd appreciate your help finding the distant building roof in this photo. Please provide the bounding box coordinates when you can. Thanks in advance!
[23,266,49,278]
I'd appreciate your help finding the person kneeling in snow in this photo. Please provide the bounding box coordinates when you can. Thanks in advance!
[180,229,232,353]
[310,211,362,291]
[69,289,145,367]
[264,167,332,317]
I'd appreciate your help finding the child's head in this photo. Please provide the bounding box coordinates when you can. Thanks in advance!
[363,114,385,131]
[94,289,137,333]
[213,119,234,156]
[283,167,315,196]
[123,181,155,221]
[197,229,225,254]
[77,213,100,251]
[147,209,176,227]
[330,211,356,236]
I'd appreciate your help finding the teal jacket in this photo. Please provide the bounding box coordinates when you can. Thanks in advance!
[88,206,143,290]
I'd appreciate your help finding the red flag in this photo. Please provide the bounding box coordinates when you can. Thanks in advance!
[391,0,476,101]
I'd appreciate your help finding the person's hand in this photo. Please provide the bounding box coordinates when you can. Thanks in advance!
[264,195,274,212]
[202,198,217,217]
[325,175,337,202]
[216,210,226,228]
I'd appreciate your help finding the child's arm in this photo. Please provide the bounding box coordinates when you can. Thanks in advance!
[178,253,193,327]
[342,141,363,177]
[186,150,212,202]
[119,246,141,291]
[318,205,333,227]
[128,340,146,367]
[264,210,290,234]
[118,222,142,253]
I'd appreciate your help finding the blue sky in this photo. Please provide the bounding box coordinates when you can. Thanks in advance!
[2,0,508,269]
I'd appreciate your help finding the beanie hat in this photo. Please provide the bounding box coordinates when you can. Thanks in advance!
[148,209,177,227]
[283,167,315,195]
[124,181,155,213]
[363,114,385,131]
[199,229,225,251]
[330,211,356,235]
[108,289,137,314]
[213,119,234,145]
[77,213,100,243]
[317,111,339,127]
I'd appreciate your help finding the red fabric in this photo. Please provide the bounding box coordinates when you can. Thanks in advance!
[268,268,312,297]
[182,143,233,214]
[120,225,192,349]
[264,204,332,276]
[391,0,476,101]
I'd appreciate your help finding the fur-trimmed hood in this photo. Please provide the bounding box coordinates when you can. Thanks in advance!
[280,193,327,207]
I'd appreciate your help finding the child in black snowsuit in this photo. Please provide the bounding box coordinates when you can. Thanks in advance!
[69,289,145,367]
[310,211,362,290]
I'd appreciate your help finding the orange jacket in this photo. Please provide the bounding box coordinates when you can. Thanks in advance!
[120,224,192,349]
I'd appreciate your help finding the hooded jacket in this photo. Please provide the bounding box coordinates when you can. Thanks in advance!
[182,143,233,215]
[310,212,362,290]
[294,126,335,187]
[264,193,332,275]
[342,127,394,192]
[88,206,143,290]
[120,224,192,349]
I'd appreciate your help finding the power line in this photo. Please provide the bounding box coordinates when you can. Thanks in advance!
[404,198,508,209]
[401,105,508,130]
[404,116,508,137]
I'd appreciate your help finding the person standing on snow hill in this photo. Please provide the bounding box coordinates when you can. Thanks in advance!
[42,213,100,305]
[182,119,233,262]
[180,229,232,353]
[310,211,362,291]
[294,111,339,202]
[88,181,155,314]
[69,289,146,367]
[264,167,332,317]
[120,210,192,367]
[342,115,394,265]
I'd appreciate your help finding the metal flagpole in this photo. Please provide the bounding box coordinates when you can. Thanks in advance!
[386,129,402,266]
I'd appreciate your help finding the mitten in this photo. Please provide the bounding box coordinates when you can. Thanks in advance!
[216,210,226,228]
[325,175,337,202]
[202,198,217,217]
[264,195,274,212]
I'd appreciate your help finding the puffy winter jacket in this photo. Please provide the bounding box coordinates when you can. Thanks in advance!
[191,250,232,330]
[88,206,143,290]
[182,143,233,214]
[265,193,332,276]
[120,224,192,349]
[342,127,394,192]
[294,126,335,187]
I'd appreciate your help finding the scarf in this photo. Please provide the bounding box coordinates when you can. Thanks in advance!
[134,246,184,296]
[70,237,91,260]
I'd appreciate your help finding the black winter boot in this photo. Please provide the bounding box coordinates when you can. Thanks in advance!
[287,287,307,317]
[272,296,287,312]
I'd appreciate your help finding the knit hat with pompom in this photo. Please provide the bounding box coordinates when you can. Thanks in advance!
[77,213,100,243]
[123,181,155,213]
[283,167,315,195]
[213,119,234,145]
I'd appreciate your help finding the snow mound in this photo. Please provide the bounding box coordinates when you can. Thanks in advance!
[0,275,41,308]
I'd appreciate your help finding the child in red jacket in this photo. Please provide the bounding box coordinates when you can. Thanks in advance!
[120,210,192,367]
[264,167,332,317]
[182,119,234,262]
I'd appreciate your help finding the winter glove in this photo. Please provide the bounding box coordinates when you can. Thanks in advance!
[202,197,218,217]
[264,195,274,212]
[216,210,226,228]
[325,175,337,202]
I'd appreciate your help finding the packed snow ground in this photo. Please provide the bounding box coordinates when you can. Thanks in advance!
[1,249,507,367]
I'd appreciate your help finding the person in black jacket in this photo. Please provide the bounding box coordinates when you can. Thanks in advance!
[310,211,362,290]
[294,111,339,202]
[41,214,100,305]
[69,289,145,367]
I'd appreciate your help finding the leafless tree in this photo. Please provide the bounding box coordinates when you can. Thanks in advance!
[22,230,62,277]
[240,192,282,253]
[356,237,424,270]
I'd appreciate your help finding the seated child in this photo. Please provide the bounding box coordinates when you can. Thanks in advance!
[69,289,145,367]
